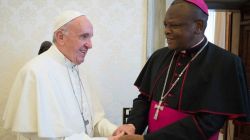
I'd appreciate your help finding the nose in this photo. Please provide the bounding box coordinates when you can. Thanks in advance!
[165,25,172,36]
[85,38,92,49]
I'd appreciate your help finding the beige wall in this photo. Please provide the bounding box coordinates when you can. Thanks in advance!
[0,0,147,139]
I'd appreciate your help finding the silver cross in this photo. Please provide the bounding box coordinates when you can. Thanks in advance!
[154,100,164,120]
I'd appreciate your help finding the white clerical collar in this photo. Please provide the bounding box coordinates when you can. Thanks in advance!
[64,57,77,69]
[181,37,205,53]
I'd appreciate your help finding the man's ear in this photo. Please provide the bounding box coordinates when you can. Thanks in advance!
[54,30,65,45]
[195,20,204,34]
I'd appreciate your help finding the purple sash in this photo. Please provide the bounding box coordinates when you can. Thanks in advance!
[148,100,219,140]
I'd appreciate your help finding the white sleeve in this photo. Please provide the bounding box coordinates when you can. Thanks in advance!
[94,118,117,137]
[19,132,108,140]
[19,133,62,140]
[65,132,108,140]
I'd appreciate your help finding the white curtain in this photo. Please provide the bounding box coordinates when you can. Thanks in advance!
[205,11,216,44]
[205,11,227,49]
[214,12,226,49]
[147,0,166,58]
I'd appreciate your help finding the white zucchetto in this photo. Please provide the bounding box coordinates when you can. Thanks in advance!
[53,10,85,32]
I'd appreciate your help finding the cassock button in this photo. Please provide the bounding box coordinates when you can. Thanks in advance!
[174,73,178,77]
[181,53,186,58]
[167,93,173,97]
[177,62,182,67]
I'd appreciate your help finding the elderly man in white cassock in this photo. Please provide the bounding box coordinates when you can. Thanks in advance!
[3,10,124,140]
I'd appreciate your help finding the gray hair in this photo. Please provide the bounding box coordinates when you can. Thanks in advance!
[52,23,70,43]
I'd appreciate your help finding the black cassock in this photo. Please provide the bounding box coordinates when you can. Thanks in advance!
[127,38,250,140]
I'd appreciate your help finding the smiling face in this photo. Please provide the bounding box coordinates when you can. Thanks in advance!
[55,16,93,65]
[164,2,204,50]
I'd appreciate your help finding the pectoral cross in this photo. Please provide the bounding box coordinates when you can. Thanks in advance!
[154,100,164,120]
[81,113,89,134]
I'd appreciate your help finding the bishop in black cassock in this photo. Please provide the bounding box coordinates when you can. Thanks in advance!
[115,0,250,140]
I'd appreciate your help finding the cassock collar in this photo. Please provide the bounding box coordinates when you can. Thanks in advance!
[49,44,77,69]
[180,37,208,55]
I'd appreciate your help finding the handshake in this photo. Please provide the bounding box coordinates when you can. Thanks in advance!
[108,124,143,140]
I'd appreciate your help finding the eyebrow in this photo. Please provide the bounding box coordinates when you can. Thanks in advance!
[79,32,93,38]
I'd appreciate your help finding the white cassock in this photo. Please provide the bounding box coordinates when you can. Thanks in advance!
[3,45,117,140]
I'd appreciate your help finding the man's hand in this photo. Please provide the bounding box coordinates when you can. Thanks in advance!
[113,124,135,136]
[108,132,125,140]
[119,135,144,140]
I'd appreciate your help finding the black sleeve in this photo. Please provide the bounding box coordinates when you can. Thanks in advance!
[127,94,151,134]
[144,113,226,140]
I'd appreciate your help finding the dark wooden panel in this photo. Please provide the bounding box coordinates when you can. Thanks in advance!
[205,0,248,10]
[240,26,250,87]
[234,2,250,140]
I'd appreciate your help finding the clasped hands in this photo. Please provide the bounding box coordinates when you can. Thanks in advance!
[108,124,143,140]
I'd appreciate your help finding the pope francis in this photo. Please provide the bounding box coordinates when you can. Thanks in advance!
[3,10,120,140]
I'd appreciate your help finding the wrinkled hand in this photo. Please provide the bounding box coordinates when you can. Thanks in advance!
[108,132,125,140]
[119,135,144,140]
[113,124,135,136]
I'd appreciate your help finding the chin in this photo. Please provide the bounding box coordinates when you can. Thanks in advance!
[75,57,85,65]
[167,45,176,50]
[168,44,184,51]
[76,61,84,65]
